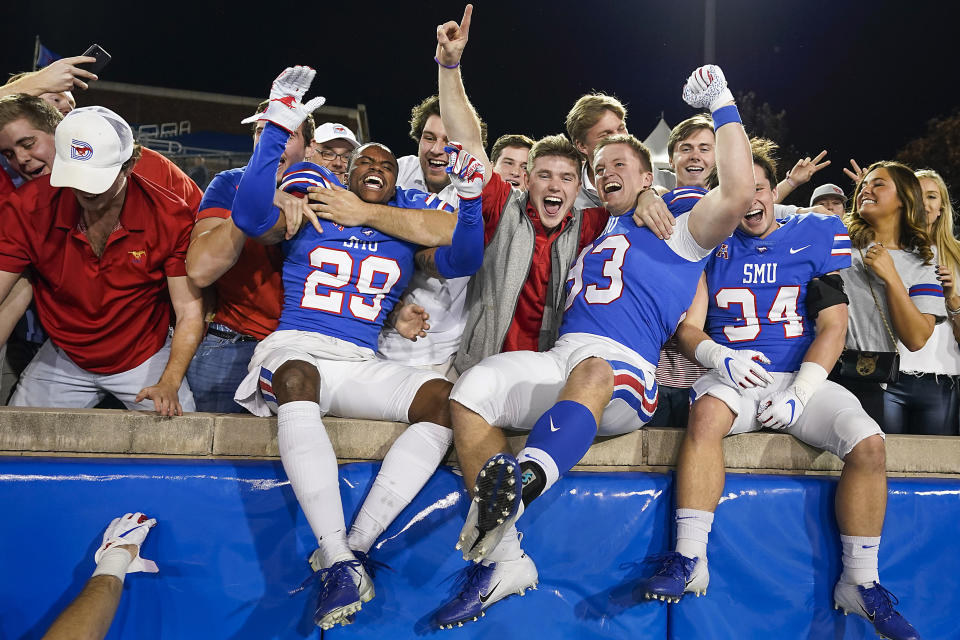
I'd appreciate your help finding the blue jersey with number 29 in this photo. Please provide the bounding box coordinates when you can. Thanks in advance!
[277,181,453,352]
[703,213,851,372]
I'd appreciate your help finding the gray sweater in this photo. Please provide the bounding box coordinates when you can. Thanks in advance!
[454,188,586,373]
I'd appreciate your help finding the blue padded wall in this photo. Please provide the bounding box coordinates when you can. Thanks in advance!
[0,457,956,639]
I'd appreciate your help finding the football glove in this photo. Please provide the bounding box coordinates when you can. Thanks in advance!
[682,64,734,112]
[445,142,484,200]
[93,512,158,577]
[259,66,326,134]
[696,340,774,389]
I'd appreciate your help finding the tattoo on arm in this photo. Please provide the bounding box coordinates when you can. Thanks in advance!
[415,248,442,279]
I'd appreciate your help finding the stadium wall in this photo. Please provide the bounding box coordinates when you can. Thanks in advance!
[1,408,957,639]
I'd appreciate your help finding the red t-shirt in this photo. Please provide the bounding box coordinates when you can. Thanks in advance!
[195,167,283,340]
[134,148,203,213]
[0,174,194,374]
[481,173,610,352]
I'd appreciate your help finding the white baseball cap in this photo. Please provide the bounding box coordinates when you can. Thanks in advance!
[314,122,360,148]
[810,183,847,207]
[240,110,265,125]
[50,106,134,194]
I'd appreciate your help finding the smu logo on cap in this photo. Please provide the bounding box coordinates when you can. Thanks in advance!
[70,139,94,161]
[334,125,346,134]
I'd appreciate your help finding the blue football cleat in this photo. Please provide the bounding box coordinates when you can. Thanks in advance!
[310,557,373,630]
[434,554,538,629]
[457,452,522,562]
[641,552,708,603]
[834,581,921,640]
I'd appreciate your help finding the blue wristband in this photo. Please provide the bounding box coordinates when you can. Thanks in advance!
[711,104,741,130]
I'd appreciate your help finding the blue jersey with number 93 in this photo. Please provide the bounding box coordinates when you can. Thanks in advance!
[560,189,712,364]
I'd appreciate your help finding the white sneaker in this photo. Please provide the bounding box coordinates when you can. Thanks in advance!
[834,580,921,640]
[434,553,539,628]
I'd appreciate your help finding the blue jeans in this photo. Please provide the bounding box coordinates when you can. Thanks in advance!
[647,385,691,428]
[883,373,959,435]
[186,334,258,413]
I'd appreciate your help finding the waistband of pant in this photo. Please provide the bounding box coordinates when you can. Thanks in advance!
[206,322,258,343]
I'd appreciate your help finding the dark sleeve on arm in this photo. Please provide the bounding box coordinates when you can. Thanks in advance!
[231,123,285,237]
[433,194,484,278]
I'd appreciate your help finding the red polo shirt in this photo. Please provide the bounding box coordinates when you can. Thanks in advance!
[195,167,284,340]
[0,174,194,374]
[135,148,203,213]
[481,173,610,352]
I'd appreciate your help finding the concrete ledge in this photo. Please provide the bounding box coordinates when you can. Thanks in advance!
[1,407,958,476]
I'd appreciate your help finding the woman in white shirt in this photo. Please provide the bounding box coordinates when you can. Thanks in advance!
[835,161,944,430]
[881,170,960,435]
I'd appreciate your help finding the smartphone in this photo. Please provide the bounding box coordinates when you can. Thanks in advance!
[76,44,111,78]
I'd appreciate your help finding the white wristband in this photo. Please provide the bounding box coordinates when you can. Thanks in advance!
[791,361,828,405]
[92,546,133,583]
[709,88,735,113]
[694,339,725,370]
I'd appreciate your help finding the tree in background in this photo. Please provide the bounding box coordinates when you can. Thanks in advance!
[898,110,960,192]
[736,91,789,145]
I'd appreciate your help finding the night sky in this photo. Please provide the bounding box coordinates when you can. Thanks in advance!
[4,0,956,194]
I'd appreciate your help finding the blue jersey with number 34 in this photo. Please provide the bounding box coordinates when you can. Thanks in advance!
[703,213,851,372]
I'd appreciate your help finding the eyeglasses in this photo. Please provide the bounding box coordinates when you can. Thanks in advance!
[318,149,353,163]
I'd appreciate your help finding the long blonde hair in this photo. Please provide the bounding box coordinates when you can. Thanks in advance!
[844,160,934,264]
[915,169,960,274]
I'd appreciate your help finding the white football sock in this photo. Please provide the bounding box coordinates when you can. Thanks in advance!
[347,422,452,554]
[674,508,714,561]
[840,535,881,586]
[277,401,351,565]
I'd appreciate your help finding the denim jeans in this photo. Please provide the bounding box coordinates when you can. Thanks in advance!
[647,384,692,428]
[186,333,258,413]
[883,373,959,435]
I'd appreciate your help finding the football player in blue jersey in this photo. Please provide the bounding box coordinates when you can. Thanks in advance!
[640,140,920,640]
[429,8,756,628]
[227,66,486,631]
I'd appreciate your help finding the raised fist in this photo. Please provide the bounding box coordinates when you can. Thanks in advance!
[682,65,734,112]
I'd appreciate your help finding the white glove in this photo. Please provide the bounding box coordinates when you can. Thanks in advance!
[696,340,774,389]
[260,66,327,134]
[682,65,734,112]
[445,142,484,200]
[93,512,158,577]
[757,387,804,430]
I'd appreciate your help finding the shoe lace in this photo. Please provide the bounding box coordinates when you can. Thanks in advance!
[443,563,490,602]
[290,557,364,597]
[648,552,694,580]
[862,582,900,622]
[353,550,393,579]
